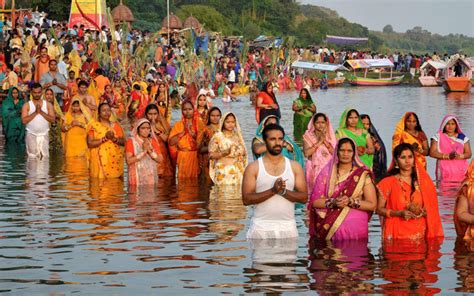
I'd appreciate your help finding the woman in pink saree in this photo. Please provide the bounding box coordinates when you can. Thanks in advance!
[303,113,336,195]
[308,137,377,241]
[429,115,471,182]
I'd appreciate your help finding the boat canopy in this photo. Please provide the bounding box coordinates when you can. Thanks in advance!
[325,35,368,45]
[345,59,394,69]
[445,56,471,69]
[291,61,348,72]
[420,60,446,70]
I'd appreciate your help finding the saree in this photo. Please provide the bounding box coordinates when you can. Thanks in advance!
[433,115,469,182]
[252,115,305,169]
[197,124,219,182]
[1,87,25,143]
[392,112,428,169]
[363,116,387,180]
[293,94,316,142]
[151,110,175,178]
[335,109,373,169]
[454,160,474,242]
[255,82,281,124]
[87,120,125,179]
[303,114,336,195]
[377,161,444,240]
[125,118,159,185]
[308,138,374,241]
[208,112,248,185]
[49,95,64,152]
[63,98,90,157]
[169,105,204,179]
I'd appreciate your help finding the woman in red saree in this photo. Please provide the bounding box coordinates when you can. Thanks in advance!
[377,143,444,241]
[197,106,222,183]
[255,81,280,124]
[454,160,474,247]
[308,137,377,241]
[168,100,204,179]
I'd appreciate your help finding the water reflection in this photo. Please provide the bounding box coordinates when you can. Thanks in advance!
[245,237,309,293]
[379,238,443,295]
[308,238,376,293]
[453,238,474,293]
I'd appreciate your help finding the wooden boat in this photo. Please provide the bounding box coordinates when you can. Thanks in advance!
[419,60,446,86]
[349,75,404,86]
[345,59,403,86]
[441,56,472,92]
[291,61,348,89]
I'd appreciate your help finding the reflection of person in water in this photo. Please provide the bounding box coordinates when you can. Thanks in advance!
[308,239,376,294]
[453,238,474,292]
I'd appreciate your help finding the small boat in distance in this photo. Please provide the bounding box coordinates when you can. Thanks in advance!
[442,56,472,92]
[291,61,348,89]
[345,59,404,86]
[419,60,446,86]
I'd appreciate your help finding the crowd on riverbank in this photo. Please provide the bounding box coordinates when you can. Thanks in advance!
[1,14,474,251]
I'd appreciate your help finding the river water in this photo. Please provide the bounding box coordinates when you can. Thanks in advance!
[1,86,473,294]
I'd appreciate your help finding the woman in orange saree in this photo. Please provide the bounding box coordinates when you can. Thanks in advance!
[197,106,222,182]
[168,100,204,179]
[62,98,91,157]
[377,143,444,241]
[392,112,429,169]
[86,103,125,179]
[145,104,175,178]
[454,160,474,246]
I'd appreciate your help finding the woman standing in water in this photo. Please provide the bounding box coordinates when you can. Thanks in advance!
[377,143,444,241]
[198,107,222,182]
[429,115,471,182]
[145,104,175,178]
[87,103,125,179]
[336,108,374,169]
[255,81,280,124]
[208,112,247,185]
[303,113,336,194]
[62,98,90,157]
[1,87,25,145]
[361,114,387,180]
[169,100,204,179]
[455,160,474,242]
[292,88,316,142]
[125,118,162,185]
[308,138,377,241]
[392,112,429,169]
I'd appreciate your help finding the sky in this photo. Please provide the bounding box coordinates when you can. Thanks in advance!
[299,0,474,37]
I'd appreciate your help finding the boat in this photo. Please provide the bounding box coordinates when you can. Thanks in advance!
[419,60,446,86]
[345,59,404,86]
[442,56,472,92]
[291,61,348,89]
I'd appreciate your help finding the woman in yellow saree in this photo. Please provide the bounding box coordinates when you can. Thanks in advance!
[169,100,204,179]
[455,160,474,248]
[392,112,429,169]
[208,112,248,185]
[86,103,125,179]
[62,98,91,157]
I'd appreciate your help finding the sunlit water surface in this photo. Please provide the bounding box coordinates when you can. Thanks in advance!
[1,86,474,294]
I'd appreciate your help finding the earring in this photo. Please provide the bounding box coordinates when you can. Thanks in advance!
[395,162,399,169]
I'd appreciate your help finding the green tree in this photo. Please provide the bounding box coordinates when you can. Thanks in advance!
[383,24,393,33]
[177,4,234,35]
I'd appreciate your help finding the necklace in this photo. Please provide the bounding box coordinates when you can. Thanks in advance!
[336,164,353,183]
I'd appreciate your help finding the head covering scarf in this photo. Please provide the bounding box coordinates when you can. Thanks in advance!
[128,118,158,185]
[253,115,305,168]
[1,87,25,141]
[308,137,372,239]
[255,81,281,123]
[392,112,427,168]
[361,114,387,180]
[303,113,336,194]
[434,115,469,181]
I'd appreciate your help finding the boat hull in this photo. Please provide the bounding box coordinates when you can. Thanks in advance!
[328,77,345,86]
[419,76,441,87]
[443,77,472,92]
[349,75,404,86]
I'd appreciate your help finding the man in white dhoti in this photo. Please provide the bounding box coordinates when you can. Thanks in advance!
[21,83,56,159]
[242,124,307,239]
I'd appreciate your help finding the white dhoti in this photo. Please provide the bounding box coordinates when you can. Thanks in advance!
[26,132,49,159]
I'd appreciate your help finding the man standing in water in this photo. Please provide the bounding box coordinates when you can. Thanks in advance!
[242,124,307,239]
[21,83,56,159]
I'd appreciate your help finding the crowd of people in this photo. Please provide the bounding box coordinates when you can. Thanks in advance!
[1,13,474,251]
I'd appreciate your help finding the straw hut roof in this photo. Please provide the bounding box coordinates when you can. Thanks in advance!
[162,13,183,30]
[111,0,134,23]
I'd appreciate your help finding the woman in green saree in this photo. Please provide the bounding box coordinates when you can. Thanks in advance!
[292,88,316,142]
[335,108,374,168]
[1,87,25,144]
